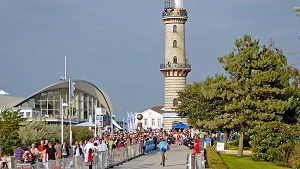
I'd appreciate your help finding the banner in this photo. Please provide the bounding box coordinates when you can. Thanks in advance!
[131,112,136,129]
[95,116,103,127]
[127,111,131,131]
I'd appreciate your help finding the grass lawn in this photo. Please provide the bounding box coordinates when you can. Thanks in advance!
[220,154,289,169]
[225,143,251,150]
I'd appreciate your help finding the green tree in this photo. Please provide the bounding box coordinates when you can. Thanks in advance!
[177,74,229,129]
[218,35,300,156]
[19,121,70,146]
[0,109,26,155]
[177,74,232,147]
[177,35,300,157]
[72,126,94,144]
[18,121,93,146]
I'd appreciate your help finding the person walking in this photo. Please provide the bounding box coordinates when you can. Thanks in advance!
[14,143,25,166]
[46,142,56,169]
[61,142,69,158]
[1,154,8,169]
[87,148,93,169]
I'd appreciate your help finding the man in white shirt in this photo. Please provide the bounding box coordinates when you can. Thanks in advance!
[84,139,95,162]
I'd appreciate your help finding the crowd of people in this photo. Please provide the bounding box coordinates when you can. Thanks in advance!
[1,128,211,168]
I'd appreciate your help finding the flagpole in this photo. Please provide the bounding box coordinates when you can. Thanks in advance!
[68,77,72,145]
[64,56,67,81]
[94,106,97,137]
[122,117,125,130]
[60,96,63,144]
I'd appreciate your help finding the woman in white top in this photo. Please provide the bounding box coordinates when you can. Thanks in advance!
[30,144,38,156]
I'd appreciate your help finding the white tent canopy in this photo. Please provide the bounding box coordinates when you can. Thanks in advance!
[75,121,95,127]
[112,119,122,129]
[75,115,122,129]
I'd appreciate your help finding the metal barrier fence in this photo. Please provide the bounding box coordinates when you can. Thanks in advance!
[11,144,144,169]
[186,152,205,169]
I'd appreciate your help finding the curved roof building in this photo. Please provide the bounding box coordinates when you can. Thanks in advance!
[0,80,113,124]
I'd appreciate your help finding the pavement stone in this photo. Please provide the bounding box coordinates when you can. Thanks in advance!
[114,144,192,169]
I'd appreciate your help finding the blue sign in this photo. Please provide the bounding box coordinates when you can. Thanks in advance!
[96,116,103,127]
[144,140,155,153]
[204,138,212,143]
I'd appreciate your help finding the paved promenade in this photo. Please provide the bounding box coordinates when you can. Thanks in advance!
[114,144,192,169]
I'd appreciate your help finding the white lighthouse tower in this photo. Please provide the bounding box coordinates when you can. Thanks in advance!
[160,0,191,129]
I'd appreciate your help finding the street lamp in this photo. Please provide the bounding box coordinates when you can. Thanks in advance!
[294,7,300,17]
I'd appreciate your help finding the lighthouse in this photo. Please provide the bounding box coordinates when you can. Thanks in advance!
[160,0,191,129]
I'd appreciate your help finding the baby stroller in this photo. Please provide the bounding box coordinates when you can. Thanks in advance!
[24,151,37,164]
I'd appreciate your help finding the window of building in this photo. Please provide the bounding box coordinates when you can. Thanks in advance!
[158,119,162,127]
[173,40,177,48]
[173,56,177,63]
[173,25,177,32]
[144,119,148,126]
[152,119,155,126]
[84,110,88,119]
[173,98,178,107]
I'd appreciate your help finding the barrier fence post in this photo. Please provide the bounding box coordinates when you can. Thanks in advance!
[186,154,196,169]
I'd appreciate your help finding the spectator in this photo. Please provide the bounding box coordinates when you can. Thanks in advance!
[14,143,25,166]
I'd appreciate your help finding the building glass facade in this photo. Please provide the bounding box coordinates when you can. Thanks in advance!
[16,89,108,122]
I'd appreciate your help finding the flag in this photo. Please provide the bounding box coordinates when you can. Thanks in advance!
[131,111,136,129]
[60,75,66,81]
[127,111,131,131]
[69,78,75,100]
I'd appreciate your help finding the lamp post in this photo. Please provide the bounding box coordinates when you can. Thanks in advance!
[61,101,69,144]
[294,7,300,16]
[136,114,143,131]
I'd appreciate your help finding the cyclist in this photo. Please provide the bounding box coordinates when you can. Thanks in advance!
[158,138,169,165]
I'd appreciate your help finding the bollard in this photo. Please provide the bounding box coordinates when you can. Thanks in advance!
[10,156,15,168]
[186,154,196,169]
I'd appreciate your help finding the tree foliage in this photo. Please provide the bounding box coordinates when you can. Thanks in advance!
[19,121,70,146]
[177,74,229,130]
[72,126,94,143]
[177,35,300,157]
[0,109,26,155]
[18,121,94,146]
[249,122,300,168]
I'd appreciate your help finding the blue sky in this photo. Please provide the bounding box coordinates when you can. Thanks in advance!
[0,0,299,120]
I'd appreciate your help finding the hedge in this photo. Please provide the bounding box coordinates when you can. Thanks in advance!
[206,146,228,169]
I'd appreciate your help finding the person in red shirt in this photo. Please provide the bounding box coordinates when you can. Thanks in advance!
[37,140,46,162]
[87,148,93,169]
[177,133,181,145]
[192,139,200,157]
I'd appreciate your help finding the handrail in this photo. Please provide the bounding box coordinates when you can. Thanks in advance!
[162,9,188,18]
[160,63,191,70]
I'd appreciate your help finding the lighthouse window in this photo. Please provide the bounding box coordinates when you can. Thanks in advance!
[173,25,177,32]
[173,98,178,107]
[173,56,177,63]
[173,40,177,48]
